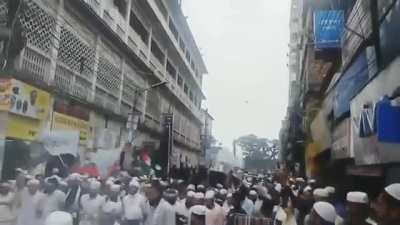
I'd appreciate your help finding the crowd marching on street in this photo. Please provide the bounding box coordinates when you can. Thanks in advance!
[0,168,399,225]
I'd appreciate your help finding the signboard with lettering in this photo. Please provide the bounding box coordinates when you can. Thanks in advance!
[314,10,344,49]
[52,112,90,145]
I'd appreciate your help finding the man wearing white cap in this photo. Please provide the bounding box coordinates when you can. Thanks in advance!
[204,190,224,225]
[304,189,330,225]
[194,192,205,205]
[143,180,175,225]
[344,192,370,225]
[189,205,207,225]
[39,177,66,223]
[372,183,400,225]
[45,211,73,225]
[16,179,44,225]
[122,179,145,225]
[100,184,122,225]
[79,180,104,225]
[65,173,82,224]
[310,202,337,225]
[313,188,330,202]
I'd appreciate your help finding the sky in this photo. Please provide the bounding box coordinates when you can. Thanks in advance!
[182,0,290,148]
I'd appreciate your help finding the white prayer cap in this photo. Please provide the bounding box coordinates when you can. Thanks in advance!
[132,177,139,181]
[191,205,207,216]
[220,189,228,195]
[275,208,287,222]
[325,186,336,195]
[296,177,305,182]
[346,191,369,204]
[313,201,336,223]
[194,192,205,199]
[257,174,264,179]
[216,183,223,189]
[187,184,195,191]
[45,211,73,225]
[110,184,121,192]
[52,168,60,174]
[313,188,329,198]
[27,179,40,186]
[249,190,257,196]
[89,181,101,190]
[274,183,282,193]
[129,179,140,187]
[205,190,215,199]
[304,185,312,192]
[187,191,196,198]
[67,173,81,181]
[227,193,232,198]
[308,179,316,184]
[384,183,400,201]
[289,178,295,182]
[197,184,205,190]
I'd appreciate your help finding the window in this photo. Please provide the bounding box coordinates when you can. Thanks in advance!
[190,60,196,71]
[184,84,188,94]
[129,11,149,43]
[151,39,165,63]
[166,60,176,78]
[177,75,183,87]
[114,0,127,17]
[179,38,186,53]
[169,19,179,41]
[185,51,191,63]
[189,91,193,101]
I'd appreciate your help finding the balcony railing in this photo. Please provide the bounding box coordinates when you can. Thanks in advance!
[84,0,101,15]
[21,47,52,84]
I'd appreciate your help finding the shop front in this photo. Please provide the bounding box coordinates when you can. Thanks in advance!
[0,79,51,179]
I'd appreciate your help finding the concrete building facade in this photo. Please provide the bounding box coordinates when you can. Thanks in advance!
[0,0,207,178]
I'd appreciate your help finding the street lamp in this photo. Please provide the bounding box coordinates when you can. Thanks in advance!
[126,81,167,144]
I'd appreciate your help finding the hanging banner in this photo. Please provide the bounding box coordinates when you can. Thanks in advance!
[41,130,80,156]
[52,112,90,145]
[314,10,344,49]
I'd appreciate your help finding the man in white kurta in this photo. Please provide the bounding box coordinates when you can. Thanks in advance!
[122,180,145,225]
[143,181,175,225]
[16,179,44,225]
[39,178,66,223]
[0,182,16,225]
[204,190,224,225]
[80,180,105,225]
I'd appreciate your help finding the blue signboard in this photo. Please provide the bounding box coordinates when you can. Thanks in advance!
[314,10,344,49]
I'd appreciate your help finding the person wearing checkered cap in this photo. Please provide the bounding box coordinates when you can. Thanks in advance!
[372,183,400,225]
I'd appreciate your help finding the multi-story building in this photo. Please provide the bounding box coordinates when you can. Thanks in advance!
[281,0,400,188]
[0,0,207,178]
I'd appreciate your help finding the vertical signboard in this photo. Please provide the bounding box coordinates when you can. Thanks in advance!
[314,10,344,49]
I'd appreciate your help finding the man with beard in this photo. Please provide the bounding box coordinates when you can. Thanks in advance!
[372,183,400,225]
[143,179,175,225]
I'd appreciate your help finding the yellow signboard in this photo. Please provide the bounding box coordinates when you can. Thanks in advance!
[0,79,51,120]
[6,114,41,141]
[52,112,90,145]
[0,79,12,111]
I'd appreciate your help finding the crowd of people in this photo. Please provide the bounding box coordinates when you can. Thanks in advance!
[0,168,399,225]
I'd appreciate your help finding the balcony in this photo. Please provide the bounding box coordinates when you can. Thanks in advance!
[146,0,203,90]
[21,46,52,84]
[83,0,101,15]
[127,26,149,61]
[149,53,165,78]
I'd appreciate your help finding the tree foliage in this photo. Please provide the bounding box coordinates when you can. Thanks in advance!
[236,134,279,170]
